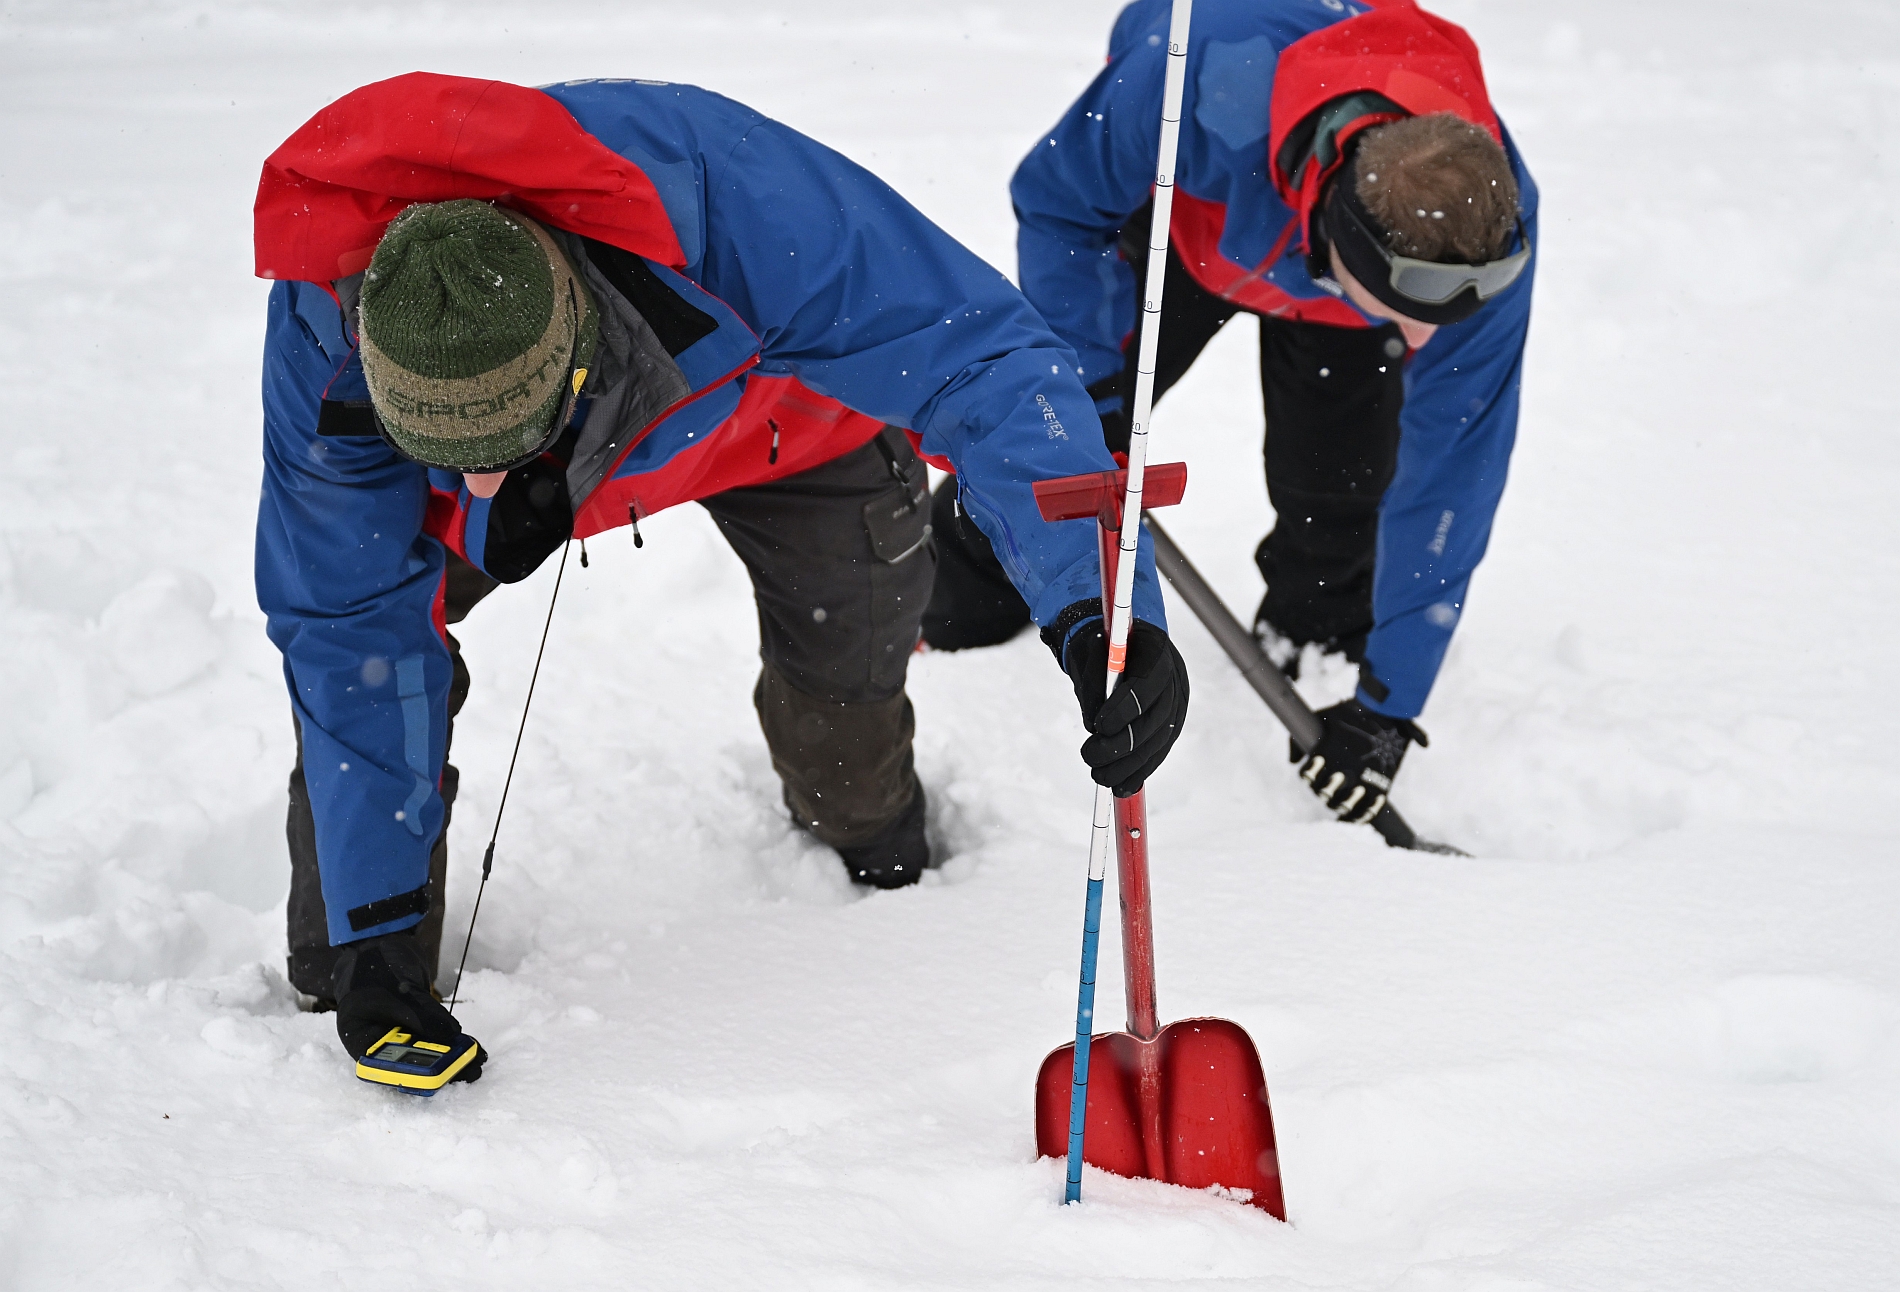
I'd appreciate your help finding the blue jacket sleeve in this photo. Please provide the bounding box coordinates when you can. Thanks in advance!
[1362,138,1539,720]
[256,281,454,946]
[696,119,1165,632]
[1009,13,1168,393]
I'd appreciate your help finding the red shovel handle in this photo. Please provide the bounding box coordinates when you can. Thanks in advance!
[1096,517,1165,1171]
[1096,522,1167,1178]
[1095,521,1162,1043]
[1115,794,1159,1040]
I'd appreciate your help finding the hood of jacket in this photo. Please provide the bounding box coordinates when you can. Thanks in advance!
[1266,2,1503,252]
[253,72,687,283]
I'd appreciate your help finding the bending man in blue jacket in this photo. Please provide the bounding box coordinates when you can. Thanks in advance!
[254,73,1187,1081]
[924,0,1536,830]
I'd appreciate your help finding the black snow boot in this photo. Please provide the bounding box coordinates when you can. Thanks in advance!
[1252,606,1367,680]
[920,479,1032,650]
[833,783,931,889]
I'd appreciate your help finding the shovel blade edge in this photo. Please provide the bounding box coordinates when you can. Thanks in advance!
[1035,1018,1284,1219]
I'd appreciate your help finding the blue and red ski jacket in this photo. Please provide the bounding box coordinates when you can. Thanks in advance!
[255,74,1163,947]
[1012,0,1538,720]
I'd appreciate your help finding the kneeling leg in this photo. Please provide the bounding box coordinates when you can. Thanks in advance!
[702,428,936,886]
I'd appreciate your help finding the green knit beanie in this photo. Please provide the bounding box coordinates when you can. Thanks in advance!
[359,200,597,472]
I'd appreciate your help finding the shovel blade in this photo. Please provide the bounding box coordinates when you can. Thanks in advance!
[1035,1017,1285,1218]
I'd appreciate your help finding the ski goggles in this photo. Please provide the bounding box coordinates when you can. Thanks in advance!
[1322,176,1531,326]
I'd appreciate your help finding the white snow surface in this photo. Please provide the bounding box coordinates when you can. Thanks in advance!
[3,1,1898,1287]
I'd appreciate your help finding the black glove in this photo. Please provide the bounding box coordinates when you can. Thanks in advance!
[1048,605,1189,797]
[332,932,484,1083]
[1291,698,1427,824]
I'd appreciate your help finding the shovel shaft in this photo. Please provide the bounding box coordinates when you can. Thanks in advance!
[1102,525,1169,1180]
[1096,522,1162,1043]
[1145,514,1438,852]
[1115,793,1159,1040]
[1115,793,1167,1179]
[1143,515,1323,748]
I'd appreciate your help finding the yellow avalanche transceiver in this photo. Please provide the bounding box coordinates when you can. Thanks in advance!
[355,1027,481,1094]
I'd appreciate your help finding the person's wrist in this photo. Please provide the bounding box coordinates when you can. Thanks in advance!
[1041,598,1106,670]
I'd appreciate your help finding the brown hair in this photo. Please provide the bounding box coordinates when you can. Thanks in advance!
[1352,113,1518,263]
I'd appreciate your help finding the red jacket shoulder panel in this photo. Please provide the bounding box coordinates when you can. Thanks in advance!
[254,72,686,282]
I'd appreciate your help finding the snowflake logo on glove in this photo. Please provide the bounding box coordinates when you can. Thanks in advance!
[1365,724,1410,774]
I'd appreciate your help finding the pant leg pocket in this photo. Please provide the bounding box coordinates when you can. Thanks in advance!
[861,477,932,564]
[863,470,936,699]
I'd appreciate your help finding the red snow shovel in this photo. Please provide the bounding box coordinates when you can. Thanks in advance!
[1030,464,1286,1219]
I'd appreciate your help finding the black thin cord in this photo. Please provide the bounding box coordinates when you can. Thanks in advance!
[448,538,572,1010]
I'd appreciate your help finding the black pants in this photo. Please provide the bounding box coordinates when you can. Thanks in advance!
[924,235,1403,657]
[286,429,935,997]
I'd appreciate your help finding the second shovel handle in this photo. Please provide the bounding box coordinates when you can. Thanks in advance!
[1146,517,1323,747]
[1145,514,1429,852]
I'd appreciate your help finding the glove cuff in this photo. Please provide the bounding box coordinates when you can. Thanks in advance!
[1342,697,1429,752]
[1348,680,1430,748]
[330,929,427,1002]
[1041,598,1105,669]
